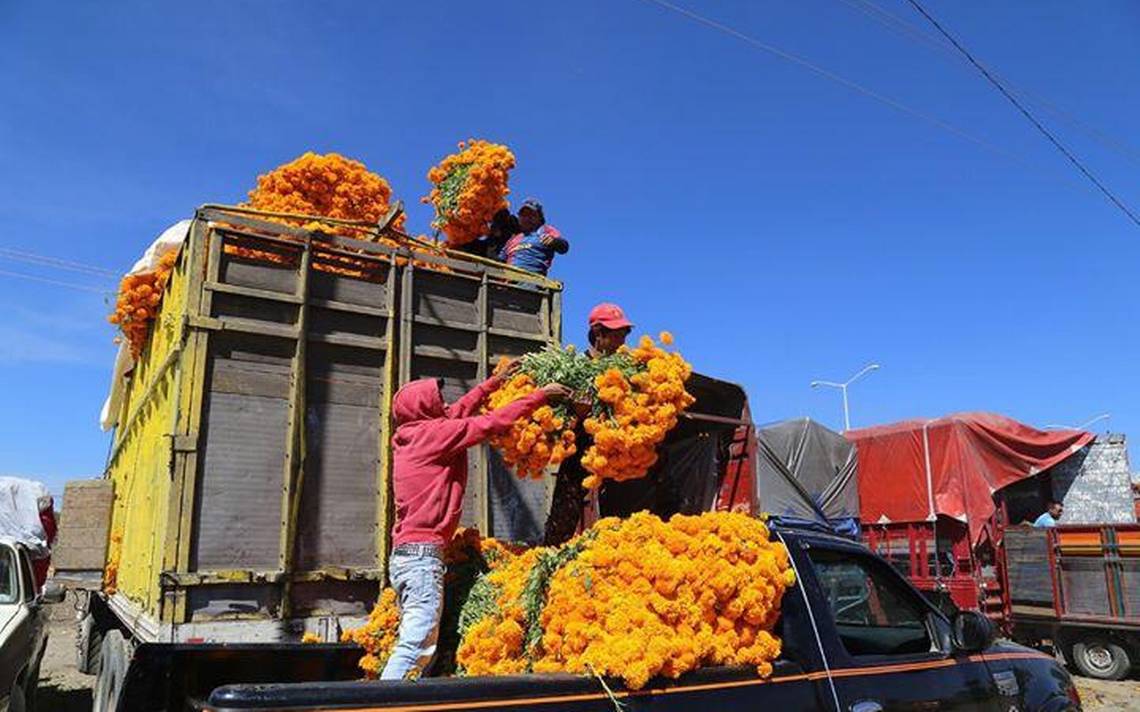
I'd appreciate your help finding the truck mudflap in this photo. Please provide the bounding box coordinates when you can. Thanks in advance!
[204,662,824,712]
[121,642,364,709]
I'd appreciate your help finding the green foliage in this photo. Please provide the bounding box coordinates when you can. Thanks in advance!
[432,163,472,229]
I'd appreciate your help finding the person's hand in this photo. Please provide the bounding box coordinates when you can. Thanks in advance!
[497,357,523,380]
[540,383,573,401]
[539,226,561,247]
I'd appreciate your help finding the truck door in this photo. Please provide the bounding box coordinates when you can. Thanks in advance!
[801,543,1003,712]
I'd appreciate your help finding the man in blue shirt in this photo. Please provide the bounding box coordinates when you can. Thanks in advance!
[499,199,569,276]
[1033,500,1064,527]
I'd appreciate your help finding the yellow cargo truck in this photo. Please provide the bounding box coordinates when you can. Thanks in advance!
[64,207,562,710]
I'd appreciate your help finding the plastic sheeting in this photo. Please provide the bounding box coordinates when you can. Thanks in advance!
[755,418,859,535]
[0,477,52,558]
[847,413,1093,544]
[100,219,190,431]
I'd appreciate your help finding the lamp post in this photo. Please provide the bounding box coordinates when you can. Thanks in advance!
[1045,413,1111,432]
[811,363,880,432]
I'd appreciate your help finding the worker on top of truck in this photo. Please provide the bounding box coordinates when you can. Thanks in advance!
[384,364,572,680]
[1032,500,1064,527]
[499,199,569,277]
[456,208,518,260]
[543,304,634,546]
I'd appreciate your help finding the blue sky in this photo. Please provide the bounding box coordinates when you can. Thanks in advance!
[2,1,1137,497]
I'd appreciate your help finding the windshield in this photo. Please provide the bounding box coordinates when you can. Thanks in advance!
[0,547,18,604]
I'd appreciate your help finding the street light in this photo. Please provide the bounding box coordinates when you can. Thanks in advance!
[811,363,880,432]
[1045,413,1111,432]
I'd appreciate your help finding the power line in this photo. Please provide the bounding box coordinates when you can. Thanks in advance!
[0,247,120,280]
[834,0,1140,169]
[638,0,1088,192]
[903,0,1140,229]
[0,268,112,295]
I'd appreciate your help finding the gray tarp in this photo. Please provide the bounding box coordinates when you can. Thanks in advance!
[756,418,859,532]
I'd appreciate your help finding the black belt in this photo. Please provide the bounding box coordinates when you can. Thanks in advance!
[391,543,444,559]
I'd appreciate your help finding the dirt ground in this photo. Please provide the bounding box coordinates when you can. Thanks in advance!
[39,603,92,711]
[1074,676,1140,710]
[33,603,1140,711]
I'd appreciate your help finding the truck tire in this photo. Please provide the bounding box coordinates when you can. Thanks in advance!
[1070,635,1131,681]
[78,613,104,675]
[92,630,129,712]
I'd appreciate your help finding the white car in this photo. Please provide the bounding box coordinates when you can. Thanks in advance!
[0,539,62,712]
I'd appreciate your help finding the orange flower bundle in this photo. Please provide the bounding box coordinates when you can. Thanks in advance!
[485,335,694,486]
[580,333,695,489]
[246,151,406,235]
[108,249,179,359]
[484,373,577,480]
[423,139,516,246]
[457,511,795,689]
[341,588,401,677]
[343,529,523,679]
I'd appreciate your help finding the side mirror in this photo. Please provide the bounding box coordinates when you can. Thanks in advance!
[38,581,66,605]
[951,610,996,652]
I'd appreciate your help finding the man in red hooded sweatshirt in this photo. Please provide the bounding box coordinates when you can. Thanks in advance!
[382,363,570,680]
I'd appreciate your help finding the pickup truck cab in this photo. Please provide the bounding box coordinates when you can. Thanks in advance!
[205,527,1081,712]
[0,539,63,712]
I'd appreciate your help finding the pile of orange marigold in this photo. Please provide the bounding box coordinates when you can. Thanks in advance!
[246,151,406,235]
[423,139,515,246]
[346,512,795,689]
[485,334,694,487]
[108,249,179,359]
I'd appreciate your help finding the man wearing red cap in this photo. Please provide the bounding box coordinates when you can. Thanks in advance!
[543,303,633,545]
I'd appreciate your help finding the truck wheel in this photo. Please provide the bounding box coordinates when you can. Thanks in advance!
[78,613,104,675]
[92,630,129,712]
[1071,636,1131,681]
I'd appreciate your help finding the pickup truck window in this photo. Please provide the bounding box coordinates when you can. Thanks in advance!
[808,548,933,657]
[0,547,18,604]
[18,548,36,601]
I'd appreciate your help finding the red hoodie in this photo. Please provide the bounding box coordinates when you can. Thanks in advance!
[391,376,547,547]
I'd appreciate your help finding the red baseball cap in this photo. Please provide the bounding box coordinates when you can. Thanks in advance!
[588,303,633,331]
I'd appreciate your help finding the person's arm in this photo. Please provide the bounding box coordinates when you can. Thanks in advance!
[448,359,523,418]
[540,226,569,255]
[438,390,549,456]
[447,375,503,419]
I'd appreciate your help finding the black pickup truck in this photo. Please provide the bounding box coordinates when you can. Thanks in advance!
[205,527,1081,712]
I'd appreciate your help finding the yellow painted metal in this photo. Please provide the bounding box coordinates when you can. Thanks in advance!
[104,243,191,618]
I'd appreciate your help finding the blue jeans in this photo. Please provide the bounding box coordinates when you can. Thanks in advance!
[380,552,445,680]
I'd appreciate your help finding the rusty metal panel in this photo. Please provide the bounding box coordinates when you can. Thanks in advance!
[296,343,383,570]
[1121,560,1140,619]
[488,452,546,543]
[411,271,480,326]
[1060,558,1111,616]
[488,283,546,334]
[1005,527,1052,605]
[192,335,290,571]
[290,580,375,617]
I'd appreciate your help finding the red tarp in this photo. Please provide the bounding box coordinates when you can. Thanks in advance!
[846,413,1093,543]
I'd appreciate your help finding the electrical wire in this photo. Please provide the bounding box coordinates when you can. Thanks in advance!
[638,0,1089,192]
[835,0,1140,169]
[0,268,112,295]
[0,247,119,279]
[903,0,1140,229]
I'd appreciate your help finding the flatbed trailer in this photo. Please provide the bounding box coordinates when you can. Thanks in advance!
[1006,523,1140,680]
[864,518,1140,680]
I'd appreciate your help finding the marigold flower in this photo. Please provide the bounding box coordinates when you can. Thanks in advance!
[423,139,515,246]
